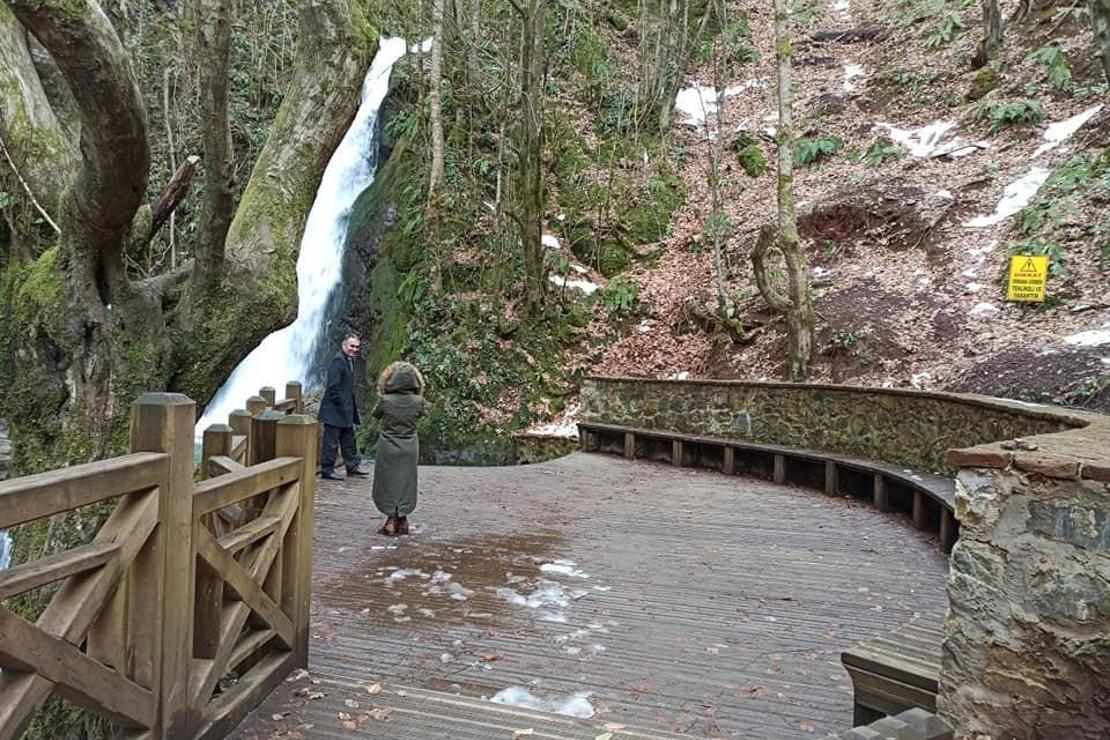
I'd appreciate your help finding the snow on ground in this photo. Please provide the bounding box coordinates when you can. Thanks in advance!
[1064,324,1110,348]
[1034,104,1105,158]
[548,274,599,295]
[965,168,1051,228]
[488,687,595,718]
[843,64,866,92]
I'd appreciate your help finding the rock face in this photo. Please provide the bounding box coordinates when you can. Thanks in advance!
[939,467,1110,738]
[580,378,1078,473]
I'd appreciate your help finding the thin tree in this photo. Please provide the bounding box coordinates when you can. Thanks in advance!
[972,0,1002,68]
[426,0,447,290]
[508,0,547,316]
[751,0,815,380]
[188,0,235,292]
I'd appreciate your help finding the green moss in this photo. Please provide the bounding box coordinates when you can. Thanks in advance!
[598,240,633,277]
[730,134,768,177]
[967,65,999,102]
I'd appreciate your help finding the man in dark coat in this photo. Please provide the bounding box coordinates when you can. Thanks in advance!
[319,335,368,480]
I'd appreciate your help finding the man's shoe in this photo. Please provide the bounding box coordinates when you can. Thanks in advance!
[320,471,343,481]
[346,468,369,477]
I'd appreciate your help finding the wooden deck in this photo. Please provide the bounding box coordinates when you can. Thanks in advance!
[231,453,948,739]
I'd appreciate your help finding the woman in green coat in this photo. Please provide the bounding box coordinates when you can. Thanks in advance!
[371,361,426,536]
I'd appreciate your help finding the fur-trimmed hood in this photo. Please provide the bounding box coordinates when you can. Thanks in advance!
[377,361,425,395]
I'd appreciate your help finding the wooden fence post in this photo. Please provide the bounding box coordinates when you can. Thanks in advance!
[195,425,232,662]
[285,381,303,413]
[129,392,196,738]
[259,386,277,407]
[275,415,318,666]
[249,410,283,465]
[229,408,251,464]
[246,395,267,416]
[201,424,233,480]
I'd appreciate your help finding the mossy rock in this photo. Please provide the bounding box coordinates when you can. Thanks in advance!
[599,239,633,277]
[730,134,768,177]
[966,66,999,102]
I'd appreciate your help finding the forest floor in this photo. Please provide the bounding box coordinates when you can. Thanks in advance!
[543,0,1110,421]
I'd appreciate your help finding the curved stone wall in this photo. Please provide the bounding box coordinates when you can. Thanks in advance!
[581,376,1101,474]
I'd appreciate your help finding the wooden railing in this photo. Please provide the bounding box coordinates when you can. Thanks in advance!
[0,380,316,739]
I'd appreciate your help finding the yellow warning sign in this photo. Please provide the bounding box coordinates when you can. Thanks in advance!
[1006,255,1049,302]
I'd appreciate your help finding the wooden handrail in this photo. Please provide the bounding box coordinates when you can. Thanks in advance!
[193,458,301,516]
[0,452,167,529]
[0,380,316,738]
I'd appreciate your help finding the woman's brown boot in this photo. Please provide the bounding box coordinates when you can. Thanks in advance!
[396,516,409,535]
[378,516,397,536]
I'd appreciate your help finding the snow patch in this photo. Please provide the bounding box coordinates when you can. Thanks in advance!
[879,121,987,159]
[541,233,561,250]
[523,404,581,439]
[843,64,865,92]
[675,81,762,127]
[488,688,595,719]
[965,168,1050,228]
[540,560,589,579]
[1063,324,1110,348]
[548,274,599,295]
[1033,104,1104,158]
[970,302,1001,318]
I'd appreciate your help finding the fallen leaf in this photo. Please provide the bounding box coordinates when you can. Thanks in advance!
[798,719,815,732]
[271,712,289,721]
[595,733,613,740]
[512,730,535,739]
[367,707,394,721]
[344,699,360,709]
[396,690,408,697]
[483,653,503,662]
[286,669,310,683]
[342,720,358,730]
[337,712,353,721]
[366,683,383,695]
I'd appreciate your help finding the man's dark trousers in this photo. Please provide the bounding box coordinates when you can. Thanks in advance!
[321,424,360,476]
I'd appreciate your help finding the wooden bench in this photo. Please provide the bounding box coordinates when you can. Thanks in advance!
[578,422,959,553]
[841,617,944,726]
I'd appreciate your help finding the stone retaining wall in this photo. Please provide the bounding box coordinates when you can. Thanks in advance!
[581,376,1110,738]
[581,377,1095,474]
[940,429,1110,738]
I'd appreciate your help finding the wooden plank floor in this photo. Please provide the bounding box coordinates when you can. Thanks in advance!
[232,453,948,739]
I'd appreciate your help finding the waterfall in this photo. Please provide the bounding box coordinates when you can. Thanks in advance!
[196,37,411,433]
[0,533,9,571]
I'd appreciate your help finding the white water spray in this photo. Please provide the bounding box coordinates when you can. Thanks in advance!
[196,38,410,433]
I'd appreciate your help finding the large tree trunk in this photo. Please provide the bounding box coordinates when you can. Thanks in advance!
[0,4,76,242]
[513,0,546,316]
[175,0,375,402]
[1093,0,1110,85]
[187,0,236,293]
[752,0,814,381]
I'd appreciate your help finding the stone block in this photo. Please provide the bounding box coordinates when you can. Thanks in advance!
[945,448,1012,469]
[1013,452,1080,480]
[1080,462,1110,482]
[896,708,953,739]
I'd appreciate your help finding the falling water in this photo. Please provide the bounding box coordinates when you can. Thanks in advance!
[0,533,10,571]
[196,38,411,432]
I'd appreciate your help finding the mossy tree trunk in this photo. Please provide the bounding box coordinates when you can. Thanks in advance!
[1093,0,1110,85]
[752,0,814,381]
[510,0,547,316]
[973,0,1002,69]
[186,0,235,294]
